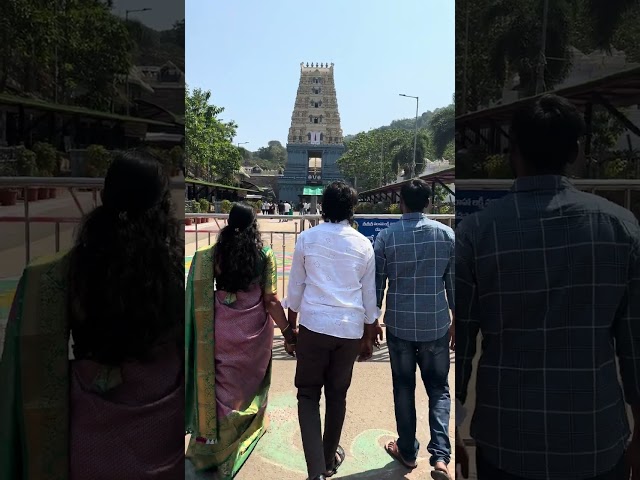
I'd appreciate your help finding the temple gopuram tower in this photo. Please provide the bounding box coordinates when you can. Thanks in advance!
[279,62,346,202]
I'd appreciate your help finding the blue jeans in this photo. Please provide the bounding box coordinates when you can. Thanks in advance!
[387,330,451,466]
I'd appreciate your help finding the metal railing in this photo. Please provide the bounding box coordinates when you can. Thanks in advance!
[456,179,640,212]
[0,177,184,264]
[185,213,456,294]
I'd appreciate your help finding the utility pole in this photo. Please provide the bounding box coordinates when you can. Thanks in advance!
[124,8,152,115]
[535,0,549,95]
[399,94,419,178]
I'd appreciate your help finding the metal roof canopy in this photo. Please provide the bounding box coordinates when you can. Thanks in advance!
[0,93,175,127]
[185,177,261,194]
[456,66,640,160]
[456,66,640,129]
[358,167,455,204]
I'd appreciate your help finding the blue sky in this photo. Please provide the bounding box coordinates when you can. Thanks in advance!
[186,0,454,151]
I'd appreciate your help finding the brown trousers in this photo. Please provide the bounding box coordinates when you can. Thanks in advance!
[295,326,361,479]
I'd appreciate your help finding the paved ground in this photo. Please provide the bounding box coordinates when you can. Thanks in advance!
[185,220,456,480]
[186,333,456,480]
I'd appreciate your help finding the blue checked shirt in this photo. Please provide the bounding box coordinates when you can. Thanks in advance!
[374,212,455,342]
[456,175,640,480]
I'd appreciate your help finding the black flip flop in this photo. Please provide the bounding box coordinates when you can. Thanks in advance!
[431,468,452,480]
[325,445,345,477]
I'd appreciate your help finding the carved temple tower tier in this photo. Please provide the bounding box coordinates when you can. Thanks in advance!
[279,62,346,202]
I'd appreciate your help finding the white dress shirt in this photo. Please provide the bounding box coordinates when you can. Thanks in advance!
[283,220,380,339]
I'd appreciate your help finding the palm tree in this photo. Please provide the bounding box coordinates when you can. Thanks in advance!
[429,104,455,159]
[587,0,637,49]
[483,0,636,97]
[483,0,573,96]
[389,131,431,179]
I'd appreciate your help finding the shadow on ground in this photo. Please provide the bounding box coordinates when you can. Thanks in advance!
[336,460,422,479]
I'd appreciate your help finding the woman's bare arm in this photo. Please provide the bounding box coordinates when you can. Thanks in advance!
[264,293,297,345]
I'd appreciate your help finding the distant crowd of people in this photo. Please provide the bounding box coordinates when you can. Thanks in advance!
[260,200,322,220]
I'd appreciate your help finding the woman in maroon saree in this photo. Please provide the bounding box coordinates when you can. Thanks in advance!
[185,203,296,479]
[0,151,184,480]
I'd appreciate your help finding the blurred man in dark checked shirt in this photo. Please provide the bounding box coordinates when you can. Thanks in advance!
[373,179,455,480]
[456,94,640,480]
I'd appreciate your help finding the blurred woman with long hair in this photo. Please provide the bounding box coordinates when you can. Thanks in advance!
[0,151,184,479]
[185,203,295,479]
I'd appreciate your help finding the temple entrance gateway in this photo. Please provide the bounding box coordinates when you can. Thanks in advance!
[279,62,346,202]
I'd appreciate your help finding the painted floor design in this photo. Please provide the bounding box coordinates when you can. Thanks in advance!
[253,391,415,478]
[0,278,18,321]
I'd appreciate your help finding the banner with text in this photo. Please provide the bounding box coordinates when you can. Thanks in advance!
[354,218,400,245]
[455,190,510,225]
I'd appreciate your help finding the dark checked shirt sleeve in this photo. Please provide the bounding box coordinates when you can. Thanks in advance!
[615,224,640,406]
[454,217,480,405]
[443,231,455,313]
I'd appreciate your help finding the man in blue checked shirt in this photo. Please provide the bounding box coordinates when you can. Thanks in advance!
[374,179,455,480]
[456,94,640,480]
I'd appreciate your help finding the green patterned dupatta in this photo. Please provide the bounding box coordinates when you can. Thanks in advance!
[185,245,273,479]
[0,253,70,480]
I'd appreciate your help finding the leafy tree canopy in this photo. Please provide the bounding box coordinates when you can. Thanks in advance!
[185,85,241,185]
[456,0,639,114]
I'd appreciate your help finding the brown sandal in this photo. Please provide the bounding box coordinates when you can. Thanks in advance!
[384,440,417,469]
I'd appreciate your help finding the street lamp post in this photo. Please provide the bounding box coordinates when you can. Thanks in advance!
[380,140,384,186]
[462,2,470,113]
[400,94,419,178]
[124,8,152,115]
[237,143,249,177]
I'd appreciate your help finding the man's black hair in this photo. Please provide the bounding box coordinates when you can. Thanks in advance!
[322,181,358,223]
[400,179,431,212]
[510,94,586,174]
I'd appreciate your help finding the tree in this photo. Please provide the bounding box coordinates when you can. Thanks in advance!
[455,0,502,114]
[238,147,253,164]
[482,0,574,98]
[388,130,432,179]
[0,0,132,110]
[185,85,241,185]
[66,1,131,110]
[428,104,455,159]
[338,129,404,191]
[456,0,637,114]
[256,140,287,169]
[338,128,436,190]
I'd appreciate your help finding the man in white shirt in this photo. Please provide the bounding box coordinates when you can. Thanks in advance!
[283,201,291,221]
[284,182,379,480]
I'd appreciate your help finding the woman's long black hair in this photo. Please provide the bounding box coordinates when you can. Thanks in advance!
[68,150,184,366]
[214,203,264,293]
